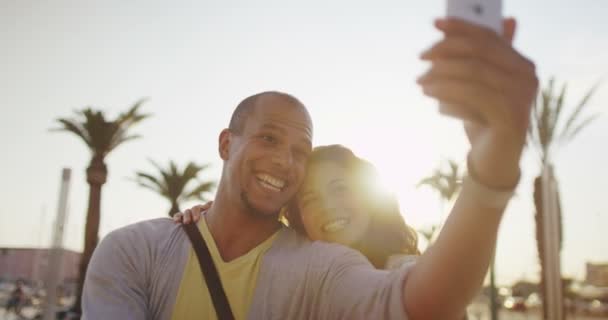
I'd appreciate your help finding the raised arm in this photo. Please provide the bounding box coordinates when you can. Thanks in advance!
[404,18,537,319]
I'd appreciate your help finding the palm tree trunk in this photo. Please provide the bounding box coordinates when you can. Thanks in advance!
[534,172,565,320]
[534,175,548,320]
[169,200,180,217]
[490,254,498,320]
[73,157,107,314]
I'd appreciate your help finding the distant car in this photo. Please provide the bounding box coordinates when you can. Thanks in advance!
[503,296,527,312]
[586,299,608,316]
[525,293,541,309]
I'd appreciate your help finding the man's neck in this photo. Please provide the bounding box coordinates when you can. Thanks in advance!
[205,193,281,262]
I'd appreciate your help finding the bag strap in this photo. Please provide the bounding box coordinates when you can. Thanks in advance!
[182,222,235,320]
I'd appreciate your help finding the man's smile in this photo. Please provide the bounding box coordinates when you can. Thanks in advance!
[255,173,286,193]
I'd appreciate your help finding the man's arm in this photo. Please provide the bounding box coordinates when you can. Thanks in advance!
[82,229,149,319]
[404,18,538,319]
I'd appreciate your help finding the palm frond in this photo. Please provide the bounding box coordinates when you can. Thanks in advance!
[528,78,601,165]
[184,181,217,200]
[552,83,567,131]
[546,83,567,148]
[564,114,600,142]
[538,83,553,152]
[417,174,442,189]
[115,98,152,127]
[135,160,216,215]
[136,181,167,196]
[52,119,93,149]
[54,100,149,158]
[108,134,142,152]
[183,163,208,180]
[526,100,542,156]
[418,160,463,202]
[134,172,169,197]
[559,81,601,143]
[80,108,114,155]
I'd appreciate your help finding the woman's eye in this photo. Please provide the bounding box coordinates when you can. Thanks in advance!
[300,197,317,209]
[293,149,308,161]
[333,185,349,194]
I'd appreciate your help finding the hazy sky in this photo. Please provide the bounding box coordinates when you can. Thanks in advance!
[1,0,606,286]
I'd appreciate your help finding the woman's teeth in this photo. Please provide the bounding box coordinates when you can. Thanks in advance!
[322,218,349,233]
[260,180,281,192]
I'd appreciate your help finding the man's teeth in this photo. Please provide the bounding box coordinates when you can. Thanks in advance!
[322,218,349,233]
[257,174,285,192]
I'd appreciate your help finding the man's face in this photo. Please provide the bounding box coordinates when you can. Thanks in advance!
[222,96,313,218]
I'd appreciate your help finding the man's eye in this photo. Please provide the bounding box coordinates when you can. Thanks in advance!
[261,135,276,143]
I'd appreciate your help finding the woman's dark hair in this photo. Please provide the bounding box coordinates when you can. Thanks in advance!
[285,144,420,268]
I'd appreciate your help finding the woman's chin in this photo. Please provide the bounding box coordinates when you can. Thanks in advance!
[323,231,359,247]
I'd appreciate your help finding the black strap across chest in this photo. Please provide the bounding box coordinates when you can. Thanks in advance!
[182,222,235,320]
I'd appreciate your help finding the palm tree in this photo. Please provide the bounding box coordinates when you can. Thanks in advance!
[417,159,462,243]
[53,99,150,313]
[134,160,216,216]
[418,225,438,245]
[419,159,501,320]
[527,77,600,319]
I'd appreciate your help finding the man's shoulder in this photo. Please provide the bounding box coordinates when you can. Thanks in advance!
[102,217,186,250]
[91,217,190,274]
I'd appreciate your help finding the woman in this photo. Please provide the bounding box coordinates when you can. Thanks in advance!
[176,144,419,269]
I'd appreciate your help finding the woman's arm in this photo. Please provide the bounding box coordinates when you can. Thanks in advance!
[404,17,537,320]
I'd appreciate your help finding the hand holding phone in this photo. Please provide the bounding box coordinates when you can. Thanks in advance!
[438,0,503,123]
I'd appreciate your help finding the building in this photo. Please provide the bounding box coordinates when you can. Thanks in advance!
[0,247,81,284]
[511,280,539,297]
[586,262,608,287]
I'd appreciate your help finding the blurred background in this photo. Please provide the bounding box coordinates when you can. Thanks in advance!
[1,0,606,319]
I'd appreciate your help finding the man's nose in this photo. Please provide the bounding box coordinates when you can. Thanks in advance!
[271,147,293,169]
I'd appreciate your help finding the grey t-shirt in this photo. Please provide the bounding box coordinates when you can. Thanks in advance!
[82,218,413,319]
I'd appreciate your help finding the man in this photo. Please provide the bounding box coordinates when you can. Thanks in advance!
[82,18,537,319]
[5,280,25,317]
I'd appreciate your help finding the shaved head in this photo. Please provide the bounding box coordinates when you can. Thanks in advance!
[229,91,311,135]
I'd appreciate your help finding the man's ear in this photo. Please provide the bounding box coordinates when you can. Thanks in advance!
[219,129,231,160]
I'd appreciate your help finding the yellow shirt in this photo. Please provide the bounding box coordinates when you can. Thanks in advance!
[170,218,278,320]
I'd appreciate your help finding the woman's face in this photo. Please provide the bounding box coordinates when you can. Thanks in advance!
[295,161,371,246]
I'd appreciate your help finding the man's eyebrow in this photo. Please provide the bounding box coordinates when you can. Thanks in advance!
[260,123,287,134]
[261,123,312,149]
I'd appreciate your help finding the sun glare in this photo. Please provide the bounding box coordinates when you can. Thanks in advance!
[352,134,445,231]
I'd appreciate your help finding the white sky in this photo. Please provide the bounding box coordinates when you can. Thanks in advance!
[1,0,607,286]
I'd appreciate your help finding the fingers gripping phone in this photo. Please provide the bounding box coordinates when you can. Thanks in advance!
[440,0,503,122]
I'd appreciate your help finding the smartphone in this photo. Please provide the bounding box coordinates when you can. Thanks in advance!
[440,0,503,122]
[446,0,503,34]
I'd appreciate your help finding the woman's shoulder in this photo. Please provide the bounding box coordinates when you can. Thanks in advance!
[384,254,418,270]
[269,227,371,267]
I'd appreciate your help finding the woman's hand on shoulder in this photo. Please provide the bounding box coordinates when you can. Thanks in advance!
[172,201,213,224]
